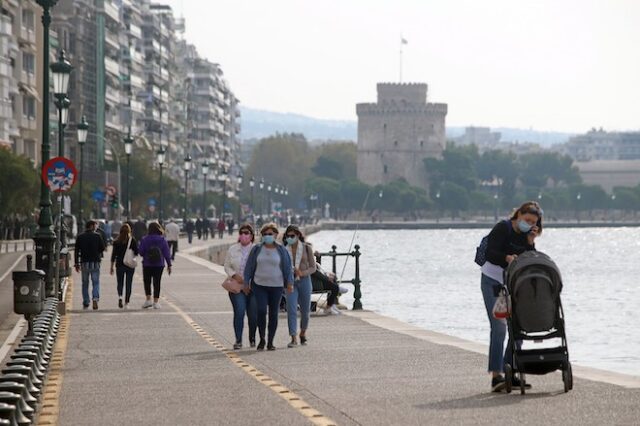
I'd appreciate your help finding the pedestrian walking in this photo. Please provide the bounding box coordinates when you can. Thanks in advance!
[283,225,316,347]
[227,218,235,236]
[243,223,294,351]
[138,222,172,309]
[74,220,106,310]
[217,218,225,239]
[224,223,257,349]
[479,201,542,392]
[186,218,195,244]
[203,217,210,240]
[195,218,203,240]
[165,218,180,260]
[132,218,147,242]
[110,223,138,309]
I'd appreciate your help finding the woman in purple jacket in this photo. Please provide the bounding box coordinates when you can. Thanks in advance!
[138,222,172,309]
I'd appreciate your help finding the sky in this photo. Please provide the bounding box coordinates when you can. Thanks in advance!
[164,0,640,133]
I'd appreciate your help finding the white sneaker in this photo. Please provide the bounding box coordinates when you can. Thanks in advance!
[324,307,333,315]
[330,305,342,315]
[142,300,153,309]
[124,303,129,310]
[153,302,161,309]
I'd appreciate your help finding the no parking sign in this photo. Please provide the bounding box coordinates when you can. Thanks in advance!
[41,157,77,193]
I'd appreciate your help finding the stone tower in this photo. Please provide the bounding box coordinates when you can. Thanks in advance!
[356,83,447,189]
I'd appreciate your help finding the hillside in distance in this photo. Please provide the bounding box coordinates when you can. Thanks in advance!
[239,106,574,145]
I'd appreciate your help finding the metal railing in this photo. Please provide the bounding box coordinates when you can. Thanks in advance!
[315,244,362,310]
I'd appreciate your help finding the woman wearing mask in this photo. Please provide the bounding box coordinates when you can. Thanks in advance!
[480,201,542,392]
[138,222,172,309]
[224,223,258,349]
[110,223,138,309]
[283,225,316,347]
[243,223,294,351]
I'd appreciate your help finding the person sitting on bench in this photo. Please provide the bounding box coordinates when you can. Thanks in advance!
[311,255,341,315]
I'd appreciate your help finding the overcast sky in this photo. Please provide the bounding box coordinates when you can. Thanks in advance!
[164,0,640,133]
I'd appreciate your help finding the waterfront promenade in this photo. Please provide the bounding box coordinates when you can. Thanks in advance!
[27,236,639,425]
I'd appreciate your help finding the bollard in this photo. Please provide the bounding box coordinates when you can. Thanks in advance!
[0,385,33,420]
[0,402,16,426]
[352,245,362,310]
[0,392,28,426]
[331,245,337,275]
[0,380,35,411]
[0,367,40,396]
[0,375,38,402]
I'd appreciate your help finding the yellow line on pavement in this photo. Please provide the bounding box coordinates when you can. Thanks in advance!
[162,296,338,426]
[37,279,73,426]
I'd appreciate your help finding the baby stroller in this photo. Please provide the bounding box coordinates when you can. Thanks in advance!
[503,250,573,394]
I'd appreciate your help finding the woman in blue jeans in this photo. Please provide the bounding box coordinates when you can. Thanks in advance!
[480,201,542,392]
[224,223,257,349]
[283,225,316,348]
[243,223,294,351]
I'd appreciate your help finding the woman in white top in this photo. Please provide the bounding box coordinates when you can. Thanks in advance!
[224,223,257,349]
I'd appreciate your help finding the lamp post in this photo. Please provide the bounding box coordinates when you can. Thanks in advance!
[435,190,441,223]
[267,183,272,218]
[259,178,264,217]
[157,147,166,223]
[183,155,191,224]
[610,194,616,223]
[249,176,255,215]
[218,167,228,219]
[33,0,66,296]
[123,133,133,219]
[493,193,499,222]
[236,172,243,221]
[202,160,209,218]
[576,193,582,223]
[77,116,88,224]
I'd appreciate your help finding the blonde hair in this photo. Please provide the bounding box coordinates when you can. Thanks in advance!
[260,222,279,236]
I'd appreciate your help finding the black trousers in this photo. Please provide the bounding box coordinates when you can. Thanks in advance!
[116,265,135,303]
[168,240,178,259]
[143,266,164,298]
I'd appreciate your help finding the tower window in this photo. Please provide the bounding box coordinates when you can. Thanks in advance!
[383,165,388,174]
[394,140,398,146]
[420,140,424,147]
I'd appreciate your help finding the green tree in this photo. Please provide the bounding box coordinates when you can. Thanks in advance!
[0,148,39,216]
[477,150,518,202]
[438,181,470,218]
[425,142,478,192]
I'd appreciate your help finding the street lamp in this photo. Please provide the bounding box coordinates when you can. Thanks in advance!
[267,183,272,217]
[259,178,265,216]
[610,194,616,223]
[34,0,67,296]
[576,193,582,223]
[183,155,191,224]
[493,193,499,222]
[77,116,88,224]
[236,172,243,221]
[123,133,133,219]
[435,190,441,223]
[218,167,228,219]
[249,176,255,214]
[157,147,166,223]
[202,160,209,218]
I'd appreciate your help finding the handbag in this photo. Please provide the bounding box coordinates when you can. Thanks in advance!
[123,237,138,268]
[492,286,511,319]
[222,277,244,294]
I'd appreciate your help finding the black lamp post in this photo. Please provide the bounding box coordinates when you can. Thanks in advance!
[259,178,265,216]
[249,176,255,215]
[77,116,88,224]
[202,160,209,218]
[33,0,64,296]
[157,147,166,223]
[123,133,133,219]
[236,172,243,222]
[183,155,191,223]
[267,183,272,217]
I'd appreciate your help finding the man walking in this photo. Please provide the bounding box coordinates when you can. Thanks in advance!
[186,218,195,244]
[74,220,106,310]
[165,218,180,260]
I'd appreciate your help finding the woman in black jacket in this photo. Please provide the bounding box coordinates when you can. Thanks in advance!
[110,223,138,309]
[480,201,542,392]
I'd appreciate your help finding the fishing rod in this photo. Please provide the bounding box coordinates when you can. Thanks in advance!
[338,188,373,283]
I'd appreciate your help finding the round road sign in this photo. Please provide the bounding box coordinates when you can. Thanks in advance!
[41,157,77,193]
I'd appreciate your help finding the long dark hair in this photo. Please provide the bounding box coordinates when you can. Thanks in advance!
[115,223,132,244]
[148,222,164,236]
[283,225,305,245]
[510,201,543,234]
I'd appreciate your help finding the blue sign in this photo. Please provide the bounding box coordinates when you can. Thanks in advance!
[148,198,157,206]
[92,190,105,202]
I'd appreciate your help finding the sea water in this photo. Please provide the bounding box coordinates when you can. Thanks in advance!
[309,227,640,376]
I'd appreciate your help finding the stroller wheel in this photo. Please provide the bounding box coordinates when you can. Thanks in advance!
[504,364,513,394]
[563,362,573,392]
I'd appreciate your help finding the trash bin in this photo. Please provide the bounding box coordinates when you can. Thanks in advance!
[58,248,70,278]
[13,270,45,315]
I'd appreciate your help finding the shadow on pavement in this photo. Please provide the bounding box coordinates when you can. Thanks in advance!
[415,390,566,410]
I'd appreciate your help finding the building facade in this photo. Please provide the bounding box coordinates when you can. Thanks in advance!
[356,83,447,188]
[564,129,640,162]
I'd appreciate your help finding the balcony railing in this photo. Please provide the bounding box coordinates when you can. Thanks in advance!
[0,16,12,37]
[19,27,35,44]
[0,99,13,120]
[104,1,120,22]
[105,57,120,76]
[0,58,11,78]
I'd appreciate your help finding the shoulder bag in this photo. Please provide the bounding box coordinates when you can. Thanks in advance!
[123,238,138,268]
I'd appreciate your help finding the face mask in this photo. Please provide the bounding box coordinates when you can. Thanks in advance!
[262,235,275,244]
[239,234,252,245]
[517,220,532,233]
[286,236,298,245]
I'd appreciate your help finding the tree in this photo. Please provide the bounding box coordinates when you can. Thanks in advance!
[439,181,470,218]
[425,143,478,192]
[477,150,518,202]
[0,148,39,217]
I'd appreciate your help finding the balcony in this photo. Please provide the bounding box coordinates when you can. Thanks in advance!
[105,57,120,76]
[0,16,12,37]
[104,1,120,23]
[104,30,120,49]
[20,71,36,87]
[105,88,120,106]
[19,27,36,44]
[128,24,142,39]
[0,58,11,78]
[20,115,37,131]
[130,99,144,113]
[0,99,13,119]
[130,74,145,90]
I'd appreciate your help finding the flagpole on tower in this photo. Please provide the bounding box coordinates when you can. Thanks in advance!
[400,35,408,82]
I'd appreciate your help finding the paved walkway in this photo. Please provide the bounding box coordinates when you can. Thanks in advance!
[46,239,640,425]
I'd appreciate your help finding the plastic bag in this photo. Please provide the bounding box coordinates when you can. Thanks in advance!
[492,287,511,319]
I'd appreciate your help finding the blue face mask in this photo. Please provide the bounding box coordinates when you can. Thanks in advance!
[517,220,532,233]
[286,236,297,245]
[262,235,275,244]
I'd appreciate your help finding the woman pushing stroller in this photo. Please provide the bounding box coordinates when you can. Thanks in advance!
[479,201,543,392]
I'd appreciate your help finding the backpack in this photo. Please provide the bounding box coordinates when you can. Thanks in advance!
[475,220,510,266]
[147,244,162,263]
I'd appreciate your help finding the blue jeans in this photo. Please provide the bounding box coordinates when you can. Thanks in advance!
[81,262,101,306]
[228,291,257,344]
[253,284,282,344]
[286,275,312,336]
[481,273,514,373]
[116,266,135,303]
